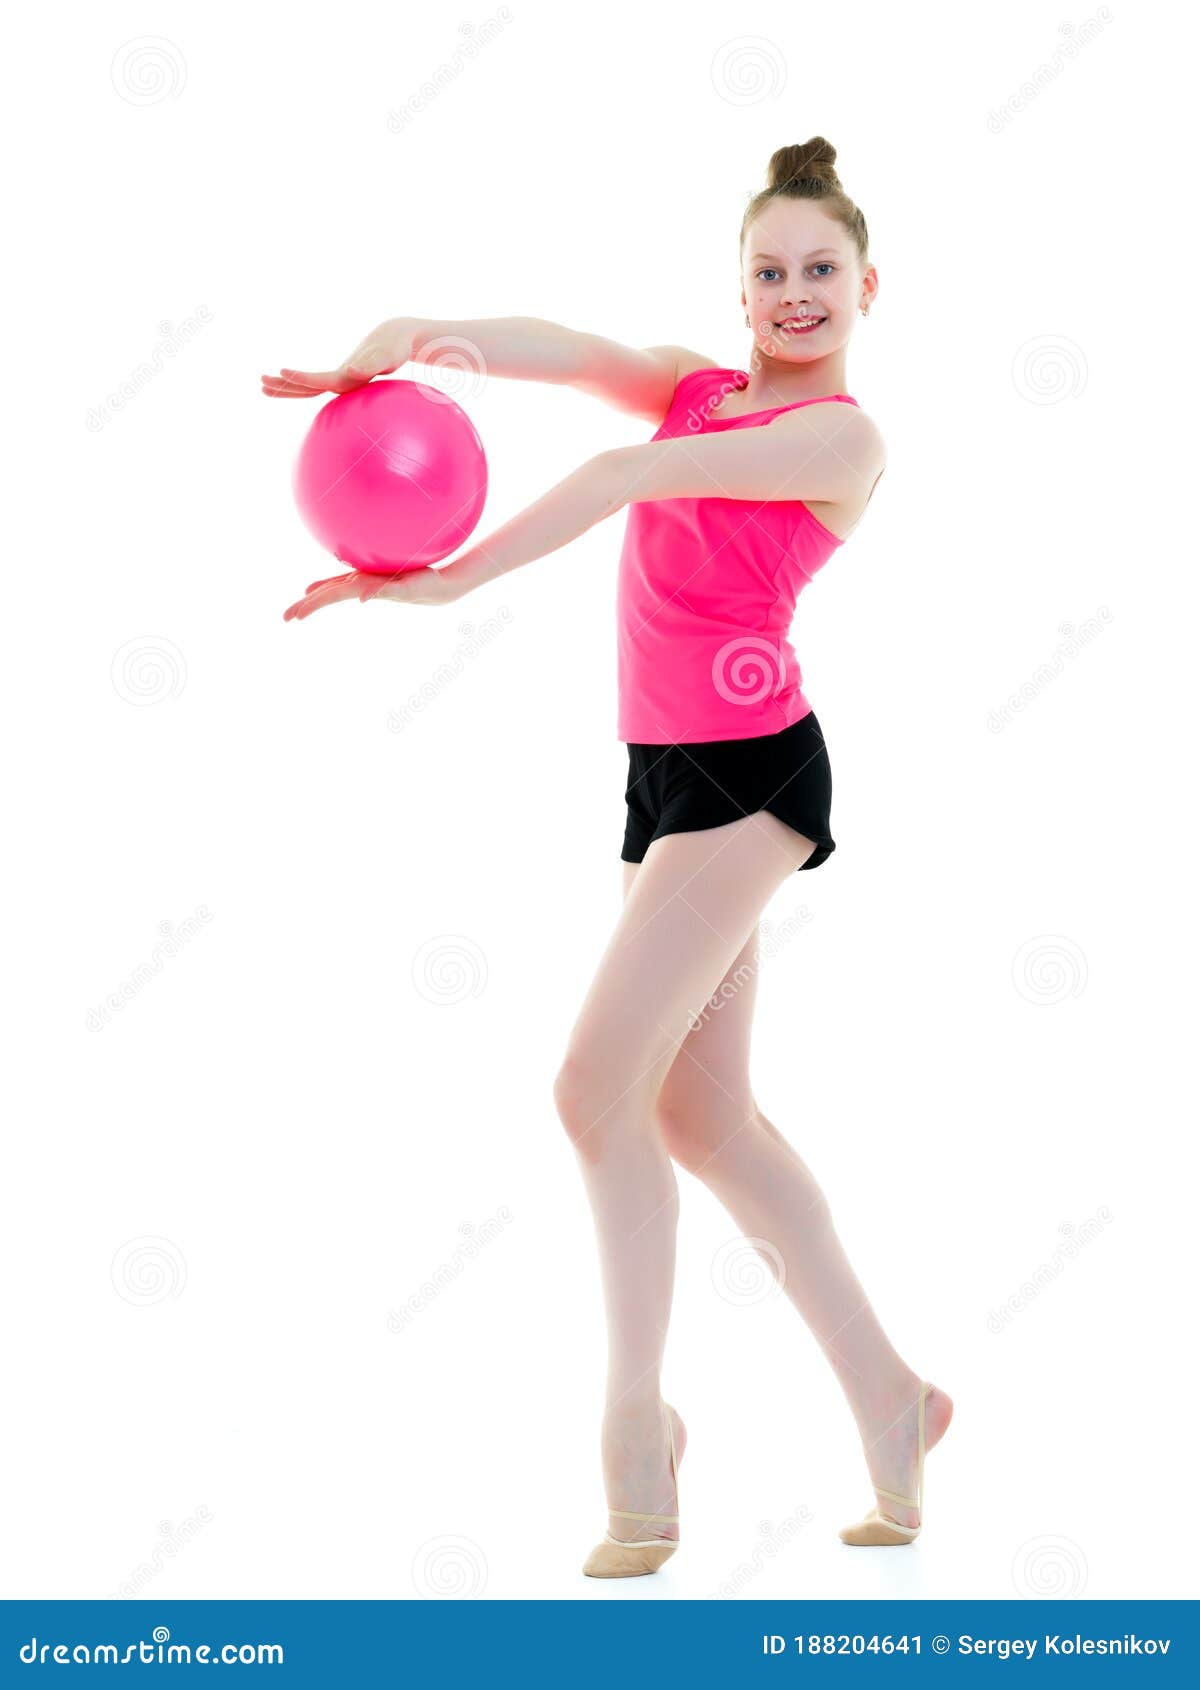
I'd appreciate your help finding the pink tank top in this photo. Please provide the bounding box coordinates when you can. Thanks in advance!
[616,366,858,743]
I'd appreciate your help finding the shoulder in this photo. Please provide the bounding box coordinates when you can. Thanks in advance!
[641,346,722,384]
[769,400,887,473]
[622,346,723,427]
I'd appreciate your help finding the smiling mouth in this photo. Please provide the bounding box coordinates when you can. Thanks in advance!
[778,317,826,334]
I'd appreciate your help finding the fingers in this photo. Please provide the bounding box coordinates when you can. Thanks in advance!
[283,575,359,621]
[261,362,396,398]
[261,372,327,397]
[260,367,357,398]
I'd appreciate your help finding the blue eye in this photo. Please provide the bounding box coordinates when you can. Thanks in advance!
[755,263,835,281]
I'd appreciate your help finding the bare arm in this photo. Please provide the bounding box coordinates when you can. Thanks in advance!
[264,314,707,421]
[433,455,630,597]
[406,315,592,383]
[386,405,882,603]
[404,317,706,420]
[609,403,886,506]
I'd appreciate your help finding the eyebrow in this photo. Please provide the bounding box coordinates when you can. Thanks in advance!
[750,248,841,261]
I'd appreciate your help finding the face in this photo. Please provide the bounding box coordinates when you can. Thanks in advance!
[740,202,876,363]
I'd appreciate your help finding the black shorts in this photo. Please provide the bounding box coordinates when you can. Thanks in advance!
[621,709,836,873]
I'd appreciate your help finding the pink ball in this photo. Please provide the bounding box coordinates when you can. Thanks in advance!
[292,379,487,574]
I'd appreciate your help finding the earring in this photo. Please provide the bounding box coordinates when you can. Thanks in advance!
[861,303,870,316]
[745,314,751,327]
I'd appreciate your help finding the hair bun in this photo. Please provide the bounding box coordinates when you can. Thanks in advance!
[767,137,841,193]
[741,136,868,264]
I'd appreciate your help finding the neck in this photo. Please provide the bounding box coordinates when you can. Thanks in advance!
[734,342,850,406]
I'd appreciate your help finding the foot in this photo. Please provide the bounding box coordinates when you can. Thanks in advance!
[855,1375,953,1530]
[598,1397,686,1544]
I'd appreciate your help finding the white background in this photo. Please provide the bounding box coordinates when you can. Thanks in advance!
[3,0,1196,1603]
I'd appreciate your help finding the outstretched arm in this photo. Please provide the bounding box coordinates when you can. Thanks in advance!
[264,315,688,420]
[432,454,631,598]
[284,402,883,619]
[387,403,883,603]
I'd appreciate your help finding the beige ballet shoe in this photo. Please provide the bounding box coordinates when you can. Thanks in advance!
[839,1380,930,1547]
[582,1401,681,1579]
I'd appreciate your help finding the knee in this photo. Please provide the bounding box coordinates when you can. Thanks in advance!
[655,1098,748,1176]
[553,1055,617,1157]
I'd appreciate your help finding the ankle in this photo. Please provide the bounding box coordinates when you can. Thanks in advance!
[848,1365,924,1438]
[604,1381,663,1421]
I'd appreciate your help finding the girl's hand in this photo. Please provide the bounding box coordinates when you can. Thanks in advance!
[261,318,415,398]
[283,564,464,621]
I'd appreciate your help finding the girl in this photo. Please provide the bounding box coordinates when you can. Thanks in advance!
[263,137,953,1579]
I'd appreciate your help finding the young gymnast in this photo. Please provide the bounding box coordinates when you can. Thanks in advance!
[263,136,953,1578]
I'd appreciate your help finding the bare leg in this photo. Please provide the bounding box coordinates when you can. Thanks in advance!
[642,864,952,1529]
[555,813,817,1545]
